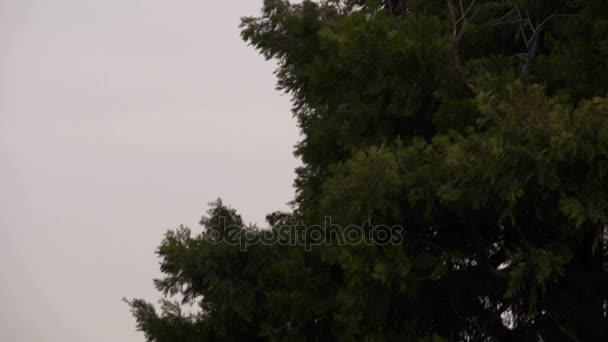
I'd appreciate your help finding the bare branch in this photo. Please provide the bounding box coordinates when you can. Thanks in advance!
[506,2,578,79]
[446,0,479,93]
[462,0,477,19]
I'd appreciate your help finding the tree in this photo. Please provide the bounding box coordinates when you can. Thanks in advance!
[128,0,608,340]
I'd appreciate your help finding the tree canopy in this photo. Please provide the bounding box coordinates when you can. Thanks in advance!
[128,0,608,340]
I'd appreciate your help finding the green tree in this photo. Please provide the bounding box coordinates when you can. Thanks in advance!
[128,1,608,340]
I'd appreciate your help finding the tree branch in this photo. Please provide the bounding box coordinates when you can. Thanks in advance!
[508,3,576,79]
[446,0,478,93]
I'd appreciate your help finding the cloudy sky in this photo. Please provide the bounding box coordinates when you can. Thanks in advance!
[0,1,299,340]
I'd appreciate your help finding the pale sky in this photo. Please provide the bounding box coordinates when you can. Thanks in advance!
[0,1,299,341]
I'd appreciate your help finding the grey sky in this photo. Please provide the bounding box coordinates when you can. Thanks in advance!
[0,1,299,341]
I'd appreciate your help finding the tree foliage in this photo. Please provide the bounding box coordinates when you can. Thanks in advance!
[129,0,608,340]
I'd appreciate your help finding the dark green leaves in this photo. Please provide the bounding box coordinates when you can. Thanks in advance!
[130,1,608,340]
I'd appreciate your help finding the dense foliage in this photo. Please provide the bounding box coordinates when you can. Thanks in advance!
[129,0,608,340]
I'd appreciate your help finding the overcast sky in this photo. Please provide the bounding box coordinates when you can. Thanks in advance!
[0,1,299,340]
